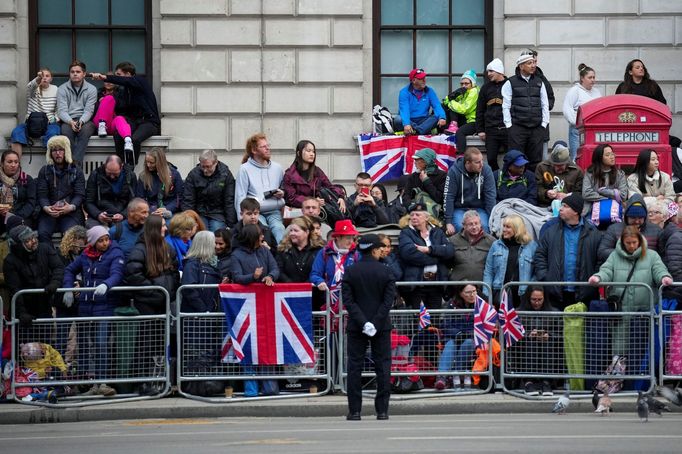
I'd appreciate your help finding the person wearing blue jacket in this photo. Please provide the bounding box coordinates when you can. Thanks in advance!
[483,214,537,307]
[229,224,279,285]
[398,203,454,309]
[62,225,125,396]
[444,147,496,235]
[398,68,446,135]
[493,149,538,204]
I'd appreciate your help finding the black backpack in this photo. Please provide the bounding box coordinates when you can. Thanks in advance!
[25,112,48,139]
[318,186,347,227]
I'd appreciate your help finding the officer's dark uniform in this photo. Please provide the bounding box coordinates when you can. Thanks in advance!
[342,235,396,420]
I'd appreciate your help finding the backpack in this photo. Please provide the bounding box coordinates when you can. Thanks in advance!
[318,186,347,227]
[372,105,394,134]
[410,189,443,220]
[25,112,48,139]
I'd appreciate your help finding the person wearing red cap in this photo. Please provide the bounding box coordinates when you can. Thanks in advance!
[398,68,446,135]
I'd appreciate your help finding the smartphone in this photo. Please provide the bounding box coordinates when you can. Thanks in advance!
[360,187,370,196]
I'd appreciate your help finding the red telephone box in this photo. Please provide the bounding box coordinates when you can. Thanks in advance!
[576,94,672,173]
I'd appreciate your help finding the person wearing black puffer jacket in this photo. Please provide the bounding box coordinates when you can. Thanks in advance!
[124,215,180,315]
[84,155,137,228]
[180,230,222,313]
[230,224,279,286]
[658,203,682,303]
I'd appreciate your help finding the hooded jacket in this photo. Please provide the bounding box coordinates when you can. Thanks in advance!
[182,161,237,226]
[282,163,342,208]
[63,241,125,316]
[402,148,447,208]
[562,82,602,126]
[37,135,85,209]
[84,163,137,219]
[443,157,496,224]
[442,85,480,124]
[235,157,284,216]
[493,149,537,204]
[135,164,184,214]
[597,193,662,264]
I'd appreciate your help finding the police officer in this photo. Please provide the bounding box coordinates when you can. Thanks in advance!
[342,233,396,421]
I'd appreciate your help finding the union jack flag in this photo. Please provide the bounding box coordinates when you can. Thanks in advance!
[473,294,498,348]
[418,302,431,330]
[357,133,458,183]
[220,283,315,366]
[500,289,525,348]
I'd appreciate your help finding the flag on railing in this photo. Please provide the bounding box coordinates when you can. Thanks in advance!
[473,294,498,348]
[403,134,458,173]
[418,302,431,330]
[220,333,237,363]
[500,288,525,348]
[220,283,315,366]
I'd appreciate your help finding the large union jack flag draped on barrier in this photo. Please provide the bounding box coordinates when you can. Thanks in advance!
[500,288,525,348]
[357,133,458,183]
[473,294,498,348]
[220,283,315,366]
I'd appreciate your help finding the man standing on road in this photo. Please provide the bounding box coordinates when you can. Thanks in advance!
[342,234,396,421]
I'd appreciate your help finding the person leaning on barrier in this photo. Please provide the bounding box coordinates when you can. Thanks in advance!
[448,209,495,283]
[342,233,396,421]
[180,230,221,313]
[658,202,682,303]
[230,224,279,287]
[3,224,64,327]
[534,193,601,310]
[398,202,454,310]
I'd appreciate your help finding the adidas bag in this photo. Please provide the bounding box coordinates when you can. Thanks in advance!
[372,105,394,134]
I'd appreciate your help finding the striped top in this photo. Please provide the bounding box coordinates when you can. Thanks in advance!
[26,78,58,123]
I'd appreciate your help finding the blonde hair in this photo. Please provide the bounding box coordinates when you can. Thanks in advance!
[182,209,206,232]
[139,147,172,196]
[168,212,197,237]
[503,214,531,245]
[398,212,442,229]
[277,216,323,252]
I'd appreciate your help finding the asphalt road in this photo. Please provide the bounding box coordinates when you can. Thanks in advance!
[2,413,681,453]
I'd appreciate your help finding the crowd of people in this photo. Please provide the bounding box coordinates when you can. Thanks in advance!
[2,53,682,401]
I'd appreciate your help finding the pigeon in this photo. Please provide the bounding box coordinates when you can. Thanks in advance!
[592,389,600,410]
[552,390,570,414]
[646,394,671,416]
[637,392,649,423]
[658,386,682,406]
[595,392,612,416]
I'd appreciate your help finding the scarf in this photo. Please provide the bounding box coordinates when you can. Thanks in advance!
[83,244,104,260]
[0,168,19,206]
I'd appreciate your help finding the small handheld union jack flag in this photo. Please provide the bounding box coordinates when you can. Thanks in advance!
[473,294,498,348]
[500,288,525,348]
[418,302,431,330]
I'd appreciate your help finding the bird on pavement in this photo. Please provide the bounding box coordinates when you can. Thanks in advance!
[646,394,671,416]
[657,386,682,406]
[552,390,570,414]
[595,392,611,416]
[592,389,600,410]
[637,392,649,423]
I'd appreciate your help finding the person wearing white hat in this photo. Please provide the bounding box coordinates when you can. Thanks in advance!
[501,50,551,171]
[475,58,508,171]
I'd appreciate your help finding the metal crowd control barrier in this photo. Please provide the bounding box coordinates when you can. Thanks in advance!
[10,286,172,407]
[175,284,332,403]
[658,283,682,385]
[501,281,655,400]
[338,281,495,399]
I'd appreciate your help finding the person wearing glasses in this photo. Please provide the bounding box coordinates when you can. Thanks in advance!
[36,135,86,243]
[442,69,480,153]
[475,58,508,171]
[347,172,389,228]
[501,50,551,171]
[398,68,447,135]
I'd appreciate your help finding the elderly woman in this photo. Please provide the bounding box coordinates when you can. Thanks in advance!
[165,212,197,271]
[589,226,672,362]
[627,149,675,205]
[644,197,667,229]
[398,203,454,309]
[180,230,221,313]
[483,214,537,307]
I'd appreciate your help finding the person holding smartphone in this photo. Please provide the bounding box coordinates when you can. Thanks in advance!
[347,172,389,228]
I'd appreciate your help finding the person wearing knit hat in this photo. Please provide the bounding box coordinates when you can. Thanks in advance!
[477,58,509,172]
[561,192,584,215]
[442,69,480,153]
[36,135,86,243]
[501,49,551,172]
[9,225,38,252]
[86,225,109,246]
[402,147,448,208]
[398,68,447,135]
[534,140,585,208]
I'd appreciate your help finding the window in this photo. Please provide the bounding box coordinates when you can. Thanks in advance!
[374,0,492,113]
[29,0,151,85]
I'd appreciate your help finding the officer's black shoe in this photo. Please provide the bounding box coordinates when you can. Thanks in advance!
[346,412,361,421]
[376,413,389,420]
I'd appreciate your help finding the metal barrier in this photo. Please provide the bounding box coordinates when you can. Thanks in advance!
[9,286,172,407]
[175,284,332,402]
[501,281,656,400]
[659,283,682,385]
[338,281,495,399]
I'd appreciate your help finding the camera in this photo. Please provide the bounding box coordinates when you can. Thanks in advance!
[263,189,277,199]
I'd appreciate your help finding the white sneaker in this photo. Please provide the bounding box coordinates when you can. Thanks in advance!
[124,137,134,152]
[463,375,472,389]
[97,121,107,137]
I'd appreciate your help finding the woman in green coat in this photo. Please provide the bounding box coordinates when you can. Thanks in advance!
[589,225,672,359]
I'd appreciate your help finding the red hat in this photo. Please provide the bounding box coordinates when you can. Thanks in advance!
[408,68,427,80]
[331,219,359,237]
